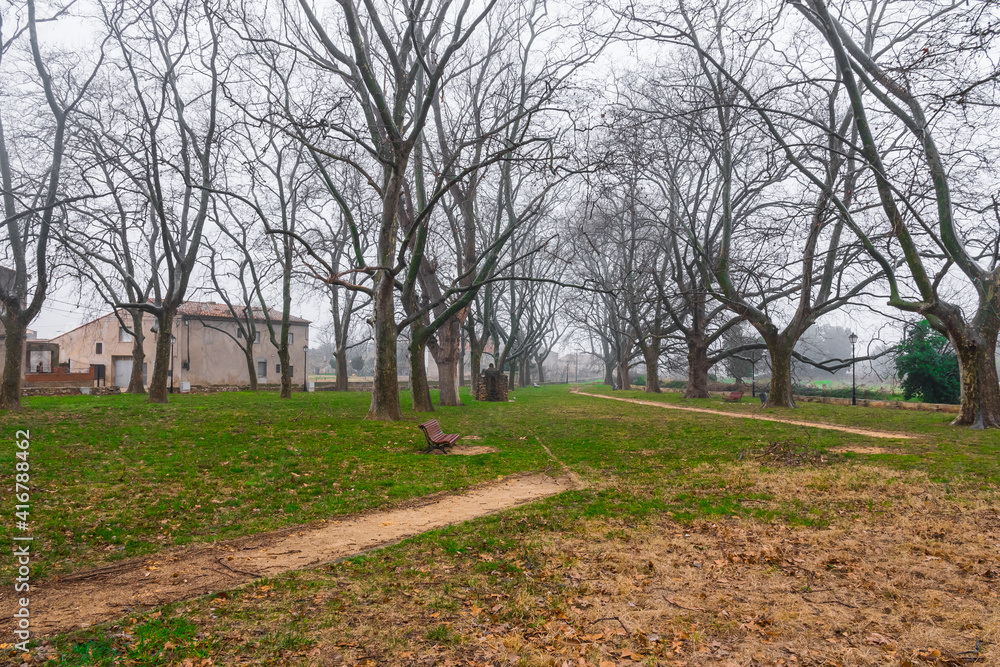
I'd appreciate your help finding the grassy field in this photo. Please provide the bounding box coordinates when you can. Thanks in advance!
[2,384,998,665]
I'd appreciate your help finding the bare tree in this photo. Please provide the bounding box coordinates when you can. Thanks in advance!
[787,0,1000,427]
[275,0,504,420]
[0,1,101,409]
[90,0,223,404]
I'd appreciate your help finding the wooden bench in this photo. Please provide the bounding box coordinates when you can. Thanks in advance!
[723,391,744,403]
[418,419,460,454]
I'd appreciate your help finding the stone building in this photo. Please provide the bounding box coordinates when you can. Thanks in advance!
[51,302,311,389]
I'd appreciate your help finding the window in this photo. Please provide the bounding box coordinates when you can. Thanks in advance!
[275,363,281,373]
[237,329,262,344]
[257,361,267,378]
[95,342,103,355]
[288,332,294,344]
[119,327,133,343]
[276,364,294,376]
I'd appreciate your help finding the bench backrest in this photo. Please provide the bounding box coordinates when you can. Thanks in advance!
[727,391,743,399]
[419,420,445,439]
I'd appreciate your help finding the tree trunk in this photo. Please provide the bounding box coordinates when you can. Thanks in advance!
[148,308,176,404]
[508,361,517,390]
[522,357,531,386]
[410,336,434,412]
[685,340,710,398]
[458,334,466,388]
[335,347,349,391]
[950,321,1000,429]
[367,274,403,420]
[278,345,291,398]
[618,359,631,391]
[763,338,796,408]
[643,342,661,393]
[432,318,463,406]
[244,344,258,391]
[604,358,614,385]
[0,316,26,410]
[536,355,546,383]
[126,309,146,394]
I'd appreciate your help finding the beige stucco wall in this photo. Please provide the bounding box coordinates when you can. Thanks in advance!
[51,312,309,388]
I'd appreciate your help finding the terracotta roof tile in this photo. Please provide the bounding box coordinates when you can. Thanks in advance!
[177,301,311,324]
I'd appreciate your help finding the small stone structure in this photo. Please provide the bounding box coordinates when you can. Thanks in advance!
[476,366,509,402]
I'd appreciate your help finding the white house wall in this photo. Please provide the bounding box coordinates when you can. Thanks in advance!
[52,313,309,388]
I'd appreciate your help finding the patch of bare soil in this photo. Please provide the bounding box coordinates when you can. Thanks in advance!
[438,444,500,455]
[574,389,915,440]
[0,474,573,638]
[831,445,900,455]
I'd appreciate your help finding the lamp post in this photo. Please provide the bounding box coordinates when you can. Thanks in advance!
[565,361,570,384]
[303,344,309,392]
[751,356,755,398]
[849,332,858,406]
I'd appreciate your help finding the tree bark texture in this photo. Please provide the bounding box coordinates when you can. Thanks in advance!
[685,340,710,399]
[335,347,349,391]
[948,317,1000,429]
[431,318,462,406]
[0,319,26,410]
[125,309,146,393]
[643,342,661,393]
[763,338,796,408]
[148,308,175,404]
[278,345,291,399]
[410,336,434,412]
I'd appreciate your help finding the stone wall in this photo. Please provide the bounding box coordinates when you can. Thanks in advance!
[474,374,508,402]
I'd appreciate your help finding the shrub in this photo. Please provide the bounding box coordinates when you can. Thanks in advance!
[894,320,960,404]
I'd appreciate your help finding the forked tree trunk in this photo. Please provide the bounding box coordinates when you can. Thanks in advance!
[604,359,614,385]
[148,308,176,404]
[643,343,661,393]
[127,309,146,394]
[335,347,348,391]
[0,317,26,410]
[685,340,710,398]
[410,337,434,412]
[536,355,546,383]
[949,319,1000,429]
[763,338,796,408]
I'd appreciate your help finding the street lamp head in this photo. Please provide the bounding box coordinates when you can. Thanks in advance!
[303,344,308,351]
[848,332,858,345]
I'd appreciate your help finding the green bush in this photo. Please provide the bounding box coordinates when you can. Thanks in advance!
[894,320,960,404]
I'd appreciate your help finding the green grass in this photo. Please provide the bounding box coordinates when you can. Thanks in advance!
[5,383,999,664]
[579,383,1000,485]
[0,388,552,578]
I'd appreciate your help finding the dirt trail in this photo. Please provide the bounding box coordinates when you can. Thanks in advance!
[573,389,914,440]
[0,473,573,637]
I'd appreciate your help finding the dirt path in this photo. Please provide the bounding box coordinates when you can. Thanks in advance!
[1,473,573,637]
[573,389,914,440]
